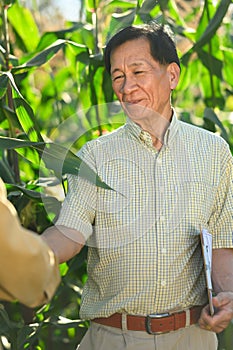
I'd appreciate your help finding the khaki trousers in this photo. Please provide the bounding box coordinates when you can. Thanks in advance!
[77,322,218,350]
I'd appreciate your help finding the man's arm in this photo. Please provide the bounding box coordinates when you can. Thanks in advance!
[199,248,233,333]
[42,225,85,264]
[212,248,233,292]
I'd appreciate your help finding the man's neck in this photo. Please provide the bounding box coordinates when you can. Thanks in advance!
[135,109,173,150]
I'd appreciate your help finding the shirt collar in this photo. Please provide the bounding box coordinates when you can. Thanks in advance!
[125,110,179,149]
[163,110,179,147]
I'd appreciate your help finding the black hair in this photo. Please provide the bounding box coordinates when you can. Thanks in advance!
[104,22,180,74]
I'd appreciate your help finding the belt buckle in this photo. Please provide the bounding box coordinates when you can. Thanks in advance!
[146,313,170,335]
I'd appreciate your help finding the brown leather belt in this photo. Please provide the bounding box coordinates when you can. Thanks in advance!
[93,305,203,334]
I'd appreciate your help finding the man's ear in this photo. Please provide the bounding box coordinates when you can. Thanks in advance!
[168,62,180,90]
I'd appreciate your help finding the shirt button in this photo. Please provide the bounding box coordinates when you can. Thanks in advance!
[160,216,165,221]
[161,280,166,287]
[157,158,162,164]
[161,248,167,254]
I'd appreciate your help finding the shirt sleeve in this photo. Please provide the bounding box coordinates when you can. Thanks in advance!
[55,142,97,241]
[208,140,233,249]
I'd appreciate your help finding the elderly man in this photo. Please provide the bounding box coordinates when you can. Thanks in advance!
[0,178,60,307]
[42,22,233,349]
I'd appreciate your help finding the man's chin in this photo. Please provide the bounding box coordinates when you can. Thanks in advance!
[123,104,152,120]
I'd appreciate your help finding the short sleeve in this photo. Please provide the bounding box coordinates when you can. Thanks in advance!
[55,142,97,241]
[208,141,233,249]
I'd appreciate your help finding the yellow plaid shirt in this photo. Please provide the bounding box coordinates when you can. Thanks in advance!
[56,111,233,319]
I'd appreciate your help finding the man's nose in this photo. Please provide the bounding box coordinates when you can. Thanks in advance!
[120,76,137,94]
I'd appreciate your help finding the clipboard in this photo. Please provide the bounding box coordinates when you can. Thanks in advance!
[200,228,214,316]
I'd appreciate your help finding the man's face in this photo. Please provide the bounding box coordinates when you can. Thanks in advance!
[110,37,179,122]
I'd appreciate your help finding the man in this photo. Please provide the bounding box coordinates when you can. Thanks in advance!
[0,178,60,308]
[42,22,233,349]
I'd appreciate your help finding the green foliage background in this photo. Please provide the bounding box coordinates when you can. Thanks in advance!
[0,0,232,349]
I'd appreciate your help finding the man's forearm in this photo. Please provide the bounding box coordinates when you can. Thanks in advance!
[42,226,85,263]
[212,248,233,293]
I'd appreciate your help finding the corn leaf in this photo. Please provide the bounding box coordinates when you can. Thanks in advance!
[13,40,86,71]
[0,137,112,190]
[8,2,40,52]
[1,71,43,142]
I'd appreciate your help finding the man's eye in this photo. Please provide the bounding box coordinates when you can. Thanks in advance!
[134,71,143,75]
[112,75,124,82]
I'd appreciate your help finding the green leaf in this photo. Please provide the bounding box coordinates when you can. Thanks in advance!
[17,324,41,349]
[204,107,229,141]
[158,0,169,11]
[85,0,101,11]
[12,96,42,142]
[0,137,112,190]
[166,0,187,27]
[1,71,43,142]
[0,158,15,183]
[222,48,233,87]
[0,74,8,98]
[137,0,144,6]
[5,183,47,201]
[102,69,114,103]
[59,262,69,277]
[182,0,231,65]
[13,39,86,70]
[197,49,223,79]
[1,0,16,6]
[194,0,231,49]
[0,304,21,335]
[1,105,22,130]
[36,23,85,51]
[7,2,40,52]
[138,0,159,15]
[107,0,137,11]
[0,304,11,336]
[47,315,83,328]
[15,39,67,69]
[109,9,136,35]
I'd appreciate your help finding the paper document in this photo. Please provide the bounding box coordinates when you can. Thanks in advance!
[200,228,214,316]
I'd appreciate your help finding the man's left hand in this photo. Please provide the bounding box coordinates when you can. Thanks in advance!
[198,292,233,333]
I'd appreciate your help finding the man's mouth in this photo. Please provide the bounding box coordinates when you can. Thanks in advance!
[123,100,142,105]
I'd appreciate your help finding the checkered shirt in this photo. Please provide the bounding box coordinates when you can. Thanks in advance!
[56,111,233,320]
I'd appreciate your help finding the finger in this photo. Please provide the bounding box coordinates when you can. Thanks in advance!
[199,311,222,329]
[213,292,233,308]
[205,324,212,331]
[199,312,231,334]
[198,321,213,332]
[209,323,229,334]
[198,305,212,324]
[199,320,228,333]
